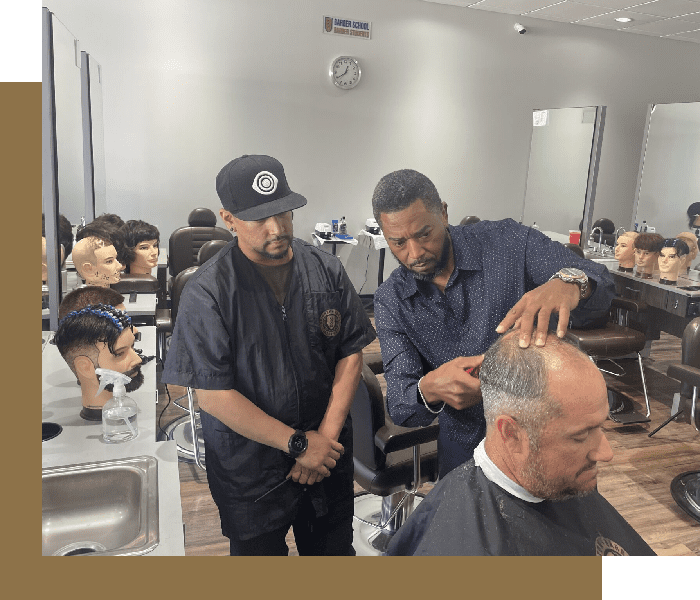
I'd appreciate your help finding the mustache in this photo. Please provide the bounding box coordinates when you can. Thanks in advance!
[265,235,292,245]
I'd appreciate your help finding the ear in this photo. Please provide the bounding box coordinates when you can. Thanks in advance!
[219,209,236,232]
[79,261,95,278]
[73,355,96,381]
[494,415,530,459]
[441,201,449,227]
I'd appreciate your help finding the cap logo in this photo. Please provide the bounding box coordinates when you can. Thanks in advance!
[252,171,278,195]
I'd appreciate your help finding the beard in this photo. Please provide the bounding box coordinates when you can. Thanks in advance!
[404,229,452,282]
[98,365,145,393]
[257,235,293,260]
[520,451,596,502]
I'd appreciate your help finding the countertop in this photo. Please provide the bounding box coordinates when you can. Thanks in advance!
[42,326,185,556]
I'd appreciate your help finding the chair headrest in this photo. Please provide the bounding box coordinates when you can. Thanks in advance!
[198,239,229,264]
[188,208,217,227]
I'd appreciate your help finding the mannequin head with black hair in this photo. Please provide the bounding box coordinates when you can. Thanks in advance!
[53,303,143,419]
[658,238,689,285]
[117,220,160,274]
[634,232,664,278]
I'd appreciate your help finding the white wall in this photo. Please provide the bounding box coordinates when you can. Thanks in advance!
[46,0,700,277]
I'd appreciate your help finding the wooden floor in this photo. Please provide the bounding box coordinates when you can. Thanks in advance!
[157,330,699,556]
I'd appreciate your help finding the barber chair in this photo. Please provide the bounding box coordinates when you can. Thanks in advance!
[197,239,229,265]
[564,297,652,425]
[155,266,198,364]
[351,363,439,555]
[459,216,480,226]
[112,274,160,327]
[167,208,232,281]
[564,243,585,259]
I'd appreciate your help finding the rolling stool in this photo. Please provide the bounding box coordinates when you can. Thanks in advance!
[351,363,439,555]
[564,298,651,424]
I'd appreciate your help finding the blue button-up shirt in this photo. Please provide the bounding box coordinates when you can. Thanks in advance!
[374,219,614,477]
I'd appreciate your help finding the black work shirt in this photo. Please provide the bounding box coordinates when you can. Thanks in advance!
[162,238,376,539]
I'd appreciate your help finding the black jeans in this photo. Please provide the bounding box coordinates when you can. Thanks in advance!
[228,489,355,556]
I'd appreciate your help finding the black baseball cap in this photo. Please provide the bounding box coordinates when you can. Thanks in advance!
[216,155,307,221]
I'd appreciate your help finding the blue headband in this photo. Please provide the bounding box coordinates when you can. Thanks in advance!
[58,303,131,331]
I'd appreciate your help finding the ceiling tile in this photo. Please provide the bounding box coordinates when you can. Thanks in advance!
[528,1,616,20]
[628,0,700,18]
[665,27,700,38]
[623,16,700,31]
[562,0,656,8]
[469,0,564,14]
[578,8,666,26]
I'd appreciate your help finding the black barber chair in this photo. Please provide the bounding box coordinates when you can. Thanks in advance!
[168,208,232,280]
[565,297,652,425]
[653,318,700,523]
[112,274,160,326]
[459,216,480,226]
[197,239,229,265]
[351,362,439,555]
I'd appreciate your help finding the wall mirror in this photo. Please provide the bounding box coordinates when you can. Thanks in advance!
[633,101,700,248]
[42,8,88,330]
[82,51,106,222]
[521,106,605,245]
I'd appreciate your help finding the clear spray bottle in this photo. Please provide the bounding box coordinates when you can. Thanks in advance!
[96,368,138,443]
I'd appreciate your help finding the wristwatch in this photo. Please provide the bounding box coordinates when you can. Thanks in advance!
[549,267,589,299]
[287,429,308,458]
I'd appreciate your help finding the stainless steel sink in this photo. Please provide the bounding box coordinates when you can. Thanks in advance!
[42,456,159,556]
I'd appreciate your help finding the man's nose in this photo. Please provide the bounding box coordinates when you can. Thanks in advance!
[266,216,285,236]
[590,431,614,464]
[405,239,424,261]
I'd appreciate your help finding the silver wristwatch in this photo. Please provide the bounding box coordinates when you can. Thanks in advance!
[549,267,589,299]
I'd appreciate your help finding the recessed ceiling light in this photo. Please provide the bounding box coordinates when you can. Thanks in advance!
[615,17,633,23]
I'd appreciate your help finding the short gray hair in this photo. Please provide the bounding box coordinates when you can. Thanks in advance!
[371,169,442,227]
[479,334,589,448]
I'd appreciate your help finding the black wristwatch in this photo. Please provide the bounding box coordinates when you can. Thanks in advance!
[287,429,308,458]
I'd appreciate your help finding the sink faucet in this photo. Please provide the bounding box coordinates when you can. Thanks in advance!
[590,227,604,253]
[614,227,626,247]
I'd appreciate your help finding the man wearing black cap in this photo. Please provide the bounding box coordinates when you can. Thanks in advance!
[163,155,376,555]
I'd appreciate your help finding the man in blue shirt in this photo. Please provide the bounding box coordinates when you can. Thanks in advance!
[372,169,614,477]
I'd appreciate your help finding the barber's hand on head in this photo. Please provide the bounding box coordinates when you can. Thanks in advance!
[495,278,581,348]
[420,355,483,411]
[293,430,343,477]
[286,462,326,486]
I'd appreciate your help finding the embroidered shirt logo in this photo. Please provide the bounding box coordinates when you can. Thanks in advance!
[595,536,629,556]
[252,171,278,195]
[320,309,341,337]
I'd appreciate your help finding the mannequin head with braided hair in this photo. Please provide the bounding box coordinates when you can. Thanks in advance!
[53,304,143,418]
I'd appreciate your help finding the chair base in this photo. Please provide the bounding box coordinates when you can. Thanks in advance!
[159,415,206,466]
[607,389,650,424]
[352,491,424,555]
[670,471,700,524]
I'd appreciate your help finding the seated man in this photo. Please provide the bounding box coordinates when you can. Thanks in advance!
[52,303,143,420]
[386,331,655,556]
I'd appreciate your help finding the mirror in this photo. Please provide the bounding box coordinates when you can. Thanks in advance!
[521,106,605,245]
[81,51,106,222]
[633,101,700,254]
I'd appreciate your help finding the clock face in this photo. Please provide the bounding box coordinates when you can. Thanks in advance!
[331,57,361,89]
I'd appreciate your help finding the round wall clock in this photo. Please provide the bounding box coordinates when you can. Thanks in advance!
[330,56,361,90]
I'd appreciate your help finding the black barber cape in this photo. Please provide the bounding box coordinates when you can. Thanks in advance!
[162,238,376,540]
[387,459,655,556]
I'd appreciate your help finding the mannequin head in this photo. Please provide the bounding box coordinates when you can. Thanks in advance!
[75,213,124,243]
[614,231,639,268]
[72,236,123,287]
[59,286,126,320]
[658,239,690,284]
[118,220,160,274]
[42,237,65,284]
[634,232,664,278]
[676,232,699,272]
[53,304,143,417]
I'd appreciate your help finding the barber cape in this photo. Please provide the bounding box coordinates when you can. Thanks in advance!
[386,441,655,556]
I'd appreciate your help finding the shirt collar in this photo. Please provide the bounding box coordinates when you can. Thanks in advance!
[473,438,544,504]
[395,224,484,300]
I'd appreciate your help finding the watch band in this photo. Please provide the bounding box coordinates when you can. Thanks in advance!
[549,268,589,299]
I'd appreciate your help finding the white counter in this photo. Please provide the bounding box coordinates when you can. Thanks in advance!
[42,326,185,556]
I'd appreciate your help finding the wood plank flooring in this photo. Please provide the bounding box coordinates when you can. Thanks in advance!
[157,330,698,556]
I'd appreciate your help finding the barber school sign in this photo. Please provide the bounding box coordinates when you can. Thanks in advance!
[323,15,371,39]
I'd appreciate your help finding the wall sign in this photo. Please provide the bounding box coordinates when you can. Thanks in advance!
[323,16,371,40]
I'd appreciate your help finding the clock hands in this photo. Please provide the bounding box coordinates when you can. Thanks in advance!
[336,66,349,79]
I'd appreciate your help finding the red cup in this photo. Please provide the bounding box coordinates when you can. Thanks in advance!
[569,230,581,245]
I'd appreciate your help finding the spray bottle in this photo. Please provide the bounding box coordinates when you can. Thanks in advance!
[96,368,138,443]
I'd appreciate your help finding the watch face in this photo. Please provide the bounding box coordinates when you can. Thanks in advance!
[290,433,307,454]
[331,57,361,89]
